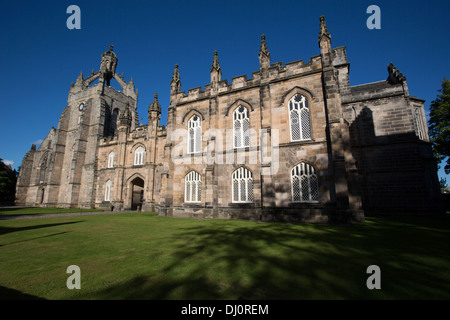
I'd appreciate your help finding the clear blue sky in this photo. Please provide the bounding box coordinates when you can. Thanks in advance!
[0,0,449,183]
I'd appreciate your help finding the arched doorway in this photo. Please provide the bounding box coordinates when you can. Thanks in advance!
[131,177,144,210]
[40,188,45,204]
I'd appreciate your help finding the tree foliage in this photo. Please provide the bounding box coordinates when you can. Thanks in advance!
[0,158,18,204]
[428,78,450,174]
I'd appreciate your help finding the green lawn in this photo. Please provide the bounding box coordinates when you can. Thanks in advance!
[0,212,449,300]
[0,207,104,216]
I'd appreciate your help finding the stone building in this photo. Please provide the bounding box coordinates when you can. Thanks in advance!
[15,16,443,223]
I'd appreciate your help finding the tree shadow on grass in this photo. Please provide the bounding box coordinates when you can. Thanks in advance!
[0,221,83,236]
[0,286,46,300]
[90,216,450,300]
[90,275,224,300]
[1,231,72,247]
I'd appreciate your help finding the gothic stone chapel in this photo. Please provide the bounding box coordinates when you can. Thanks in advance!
[16,16,442,223]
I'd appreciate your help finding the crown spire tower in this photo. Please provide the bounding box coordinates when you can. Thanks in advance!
[99,44,118,86]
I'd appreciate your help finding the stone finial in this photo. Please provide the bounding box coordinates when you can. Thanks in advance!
[149,92,161,113]
[121,105,132,119]
[171,64,180,85]
[74,71,84,89]
[259,34,271,72]
[170,64,181,96]
[123,77,135,96]
[318,15,331,43]
[31,144,36,151]
[259,34,270,57]
[119,104,132,127]
[210,51,222,89]
[211,50,221,73]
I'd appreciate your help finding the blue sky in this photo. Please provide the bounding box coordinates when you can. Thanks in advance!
[0,0,449,183]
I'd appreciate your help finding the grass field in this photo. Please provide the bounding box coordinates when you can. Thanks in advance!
[0,212,449,300]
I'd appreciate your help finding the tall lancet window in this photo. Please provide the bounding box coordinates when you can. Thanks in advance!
[232,167,253,203]
[233,106,250,148]
[414,107,426,141]
[134,146,144,165]
[187,115,201,154]
[108,152,114,168]
[185,171,201,203]
[291,163,319,203]
[110,109,119,135]
[289,94,311,142]
[38,156,47,184]
[105,180,112,202]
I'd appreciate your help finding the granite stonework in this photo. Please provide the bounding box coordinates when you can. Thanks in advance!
[16,17,443,223]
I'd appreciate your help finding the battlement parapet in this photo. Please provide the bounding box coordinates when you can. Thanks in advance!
[174,54,324,105]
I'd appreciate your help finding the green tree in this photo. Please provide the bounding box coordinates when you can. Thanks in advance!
[0,158,17,204]
[428,78,450,174]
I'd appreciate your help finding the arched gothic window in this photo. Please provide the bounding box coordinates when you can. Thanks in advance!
[108,152,114,168]
[105,180,112,202]
[232,167,253,203]
[233,106,250,148]
[289,94,311,142]
[185,171,201,203]
[187,115,201,154]
[134,146,144,165]
[291,163,319,203]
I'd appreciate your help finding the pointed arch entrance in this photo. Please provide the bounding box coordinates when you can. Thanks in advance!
[128,176,145,211]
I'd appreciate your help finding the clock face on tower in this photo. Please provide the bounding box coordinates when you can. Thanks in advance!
[79,103,84,111]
